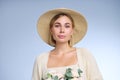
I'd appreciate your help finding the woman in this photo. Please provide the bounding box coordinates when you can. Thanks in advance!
[32,8,103,80]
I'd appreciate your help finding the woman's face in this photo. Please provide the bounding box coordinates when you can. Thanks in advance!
[50,16,73,44]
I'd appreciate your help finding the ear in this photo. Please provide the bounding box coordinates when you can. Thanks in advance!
[49,28,53,34]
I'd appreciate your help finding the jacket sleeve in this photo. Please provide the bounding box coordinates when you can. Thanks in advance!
[82,48,103,80]
[32,56,42,80]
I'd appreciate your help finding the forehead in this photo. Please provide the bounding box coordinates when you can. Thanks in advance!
[54,16,72,23]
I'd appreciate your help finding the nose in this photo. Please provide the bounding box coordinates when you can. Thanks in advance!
[60,27,65,33]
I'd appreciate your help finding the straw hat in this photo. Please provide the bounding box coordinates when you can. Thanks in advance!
[37,8,87,47]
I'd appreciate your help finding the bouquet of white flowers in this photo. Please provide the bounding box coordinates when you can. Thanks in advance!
[45,68,83,80]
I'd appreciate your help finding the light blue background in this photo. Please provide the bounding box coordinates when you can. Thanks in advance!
[0,0,120,80]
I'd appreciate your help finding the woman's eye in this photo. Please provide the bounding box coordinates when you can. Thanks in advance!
[55,25,60,27]
[65,25,70,28]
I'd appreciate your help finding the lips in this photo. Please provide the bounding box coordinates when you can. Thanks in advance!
[58,35,65,39]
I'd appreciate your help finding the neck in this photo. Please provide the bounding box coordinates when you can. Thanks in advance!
[53,42,73,54]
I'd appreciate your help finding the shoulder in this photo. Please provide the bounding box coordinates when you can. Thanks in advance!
[76,47,94,58]
[77,47,91,54]
[35,51,49,63]
[37,52,49,58]
[77,47,98,65]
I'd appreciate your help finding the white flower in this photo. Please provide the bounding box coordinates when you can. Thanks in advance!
[72,70,79,77]
[46,70,64,80]
[54,72,64,79]
[48,70,56,75]
[59,78,64,80]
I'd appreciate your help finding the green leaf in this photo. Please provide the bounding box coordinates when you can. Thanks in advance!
[65,68,73,79]
[66,68,72,72]
[65,72,72,77]
[47,73,52,78]
[53,75,59,80]
[78,68,83,76]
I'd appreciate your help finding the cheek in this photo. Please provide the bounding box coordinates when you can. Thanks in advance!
[66,29,73,35]
[50,28,58,36]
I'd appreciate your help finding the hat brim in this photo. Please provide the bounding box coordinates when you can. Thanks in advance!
[37,8,87,46]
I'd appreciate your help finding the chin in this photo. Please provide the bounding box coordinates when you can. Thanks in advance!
[55,38,70,43]
[56,40,69,44]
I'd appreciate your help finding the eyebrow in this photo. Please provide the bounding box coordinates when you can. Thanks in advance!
[54,22,60,25]
[54,22,71,25]
[65,23,71,25]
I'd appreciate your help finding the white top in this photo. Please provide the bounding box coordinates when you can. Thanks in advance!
[32,48,103,80]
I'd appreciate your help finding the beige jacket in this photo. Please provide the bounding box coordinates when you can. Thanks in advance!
[32,48,103,80]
